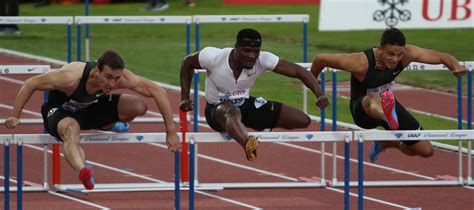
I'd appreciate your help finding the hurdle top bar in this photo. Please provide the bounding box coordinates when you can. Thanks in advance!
[0,16,73,24]
[296,61,473,72]
[74,16,192,24]
[0,65,50,74]
[355,130,474,141]
[193,15,309,23]
[188,131,351,143]
[9,133,175,145]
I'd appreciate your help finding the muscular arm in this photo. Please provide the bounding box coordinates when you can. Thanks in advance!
[273,59,324,98]
[310,53,367,80]
[273,59,329,109]
[179,52,202,111]
[406,45,466,76]
[116,70,180,151]
[7,64,77,125]
[119,70,177,133]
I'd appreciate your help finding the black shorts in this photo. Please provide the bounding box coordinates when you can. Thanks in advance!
[350,96,422,146]
[41,94,122,139]
[205,96,283,132]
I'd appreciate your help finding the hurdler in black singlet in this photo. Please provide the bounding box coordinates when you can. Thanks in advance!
[350,48,404,103]
[41,62,121,139]
[47,62,105,112]
[349,49,422,144]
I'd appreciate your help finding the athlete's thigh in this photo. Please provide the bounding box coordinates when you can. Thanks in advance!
[350,97,382,129]
[41,103,75,139]
[275,103,310,129]
[204,102,226,132]
[240,97,282,131]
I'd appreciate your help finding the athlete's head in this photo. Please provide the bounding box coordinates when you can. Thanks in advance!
[378,28,406,70]
[96,50,124,93]
[234,28,261,69]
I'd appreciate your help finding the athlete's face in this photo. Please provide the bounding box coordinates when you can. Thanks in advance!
[379,44,405,70]
[235,45,260,69]
[97,65,123,93]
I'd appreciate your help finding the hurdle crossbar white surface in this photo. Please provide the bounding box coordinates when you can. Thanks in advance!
[187,131,351,189]
[0,16,73,24]
[74,16,192,24]
[0,66,51,193]
[336,130,474,188]
[11,133,222,193]
[192,14,309,23]
[0,65,50,74]
[0,117,181,125]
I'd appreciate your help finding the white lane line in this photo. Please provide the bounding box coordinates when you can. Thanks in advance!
[196,190,262,210]
[150,139,411,209]
[25,142,259,209]
[0,73,260,209]
[0,75,25,85]
[149,143,298,181]
[326,187,413,209]
[0,57,465,209]
[0,104,42,117]
[47,191,110,209]
[276,142,435,180]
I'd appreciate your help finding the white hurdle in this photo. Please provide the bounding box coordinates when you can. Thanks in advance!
[5,133,221,193]
[187,131,351,189]
[351,129,474,187]
[0,65,51,193]
[352,129,474,210]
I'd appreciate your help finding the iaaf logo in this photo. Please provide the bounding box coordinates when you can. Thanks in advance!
[407,133,422,138]
[373,0,412,27]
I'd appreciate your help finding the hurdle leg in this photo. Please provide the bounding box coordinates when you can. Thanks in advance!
[17,139,23,210]
[174,151,180,210]
[4,137,10,210]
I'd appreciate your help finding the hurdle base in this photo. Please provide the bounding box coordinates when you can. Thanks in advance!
[0,185,49,192]
[466,177,473,186]
[53,183,223,193]
[197,182,326,189]
[330,180,464,187]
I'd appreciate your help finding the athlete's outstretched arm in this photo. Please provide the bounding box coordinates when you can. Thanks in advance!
[310,53,365,79]
[407,45,467,77]
[119,69,180,151]
[273,59,329,109]
[5,64,78,129]
[179,52,202,112]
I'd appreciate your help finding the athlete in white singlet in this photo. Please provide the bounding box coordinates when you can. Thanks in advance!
[180,28,328,161]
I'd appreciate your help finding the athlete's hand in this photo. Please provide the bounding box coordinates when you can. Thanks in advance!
[179,99,194,112]
[5,116,20,129]
[452,65,467,77]
[166,131,181,152]
[315,95,330,110]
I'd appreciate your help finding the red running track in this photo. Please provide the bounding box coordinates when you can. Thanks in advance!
[0,52,473,209]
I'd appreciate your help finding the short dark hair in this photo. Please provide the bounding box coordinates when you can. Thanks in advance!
[97,50,124,71]
[380,28,406,46]
[236,28,262,47]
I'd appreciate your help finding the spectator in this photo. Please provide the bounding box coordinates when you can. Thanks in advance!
[0,0,20,36]
[144,0,169,11]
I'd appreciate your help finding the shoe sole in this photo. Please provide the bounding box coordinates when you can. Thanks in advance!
[245,136,259,161]
[381,91,399,130]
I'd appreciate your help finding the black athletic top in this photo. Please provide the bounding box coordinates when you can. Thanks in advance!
[47,62,104,112]
[350,48,404,101]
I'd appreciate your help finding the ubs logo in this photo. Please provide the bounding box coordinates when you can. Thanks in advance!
[373,0,412,27]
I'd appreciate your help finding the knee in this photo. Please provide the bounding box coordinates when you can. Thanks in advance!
[300,114,311,128]
[419,147,434,158]
[57,118,80,142]
[225,106,241,118]
[134,99,148,116]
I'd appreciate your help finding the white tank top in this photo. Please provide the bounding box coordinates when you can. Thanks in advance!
[199,47,279,106]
